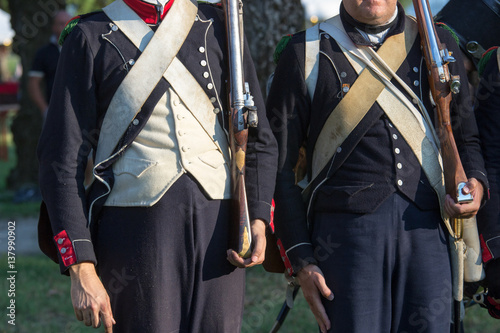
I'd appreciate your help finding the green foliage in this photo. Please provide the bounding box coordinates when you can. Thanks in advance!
[0,0,7,12]
[67,0,113,14]
[398,0,412,9]
[0,0,112,14]
[0,113,40,219]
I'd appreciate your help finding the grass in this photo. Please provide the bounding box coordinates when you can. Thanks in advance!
[7,54,20,79]
[0,186,40,219]
[0,255,91,333]
[0,112,499,333]
[0,254,315,333]
[0,255,499,333]
[465,305,500,333]
[0,111,40,219]
[243,266,316,333]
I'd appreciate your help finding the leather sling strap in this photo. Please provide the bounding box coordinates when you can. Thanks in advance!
[95,0,198,164]
[308,17,416,181]
[318,16,453,235]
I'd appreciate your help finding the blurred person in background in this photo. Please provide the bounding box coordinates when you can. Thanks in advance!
[474,46,500,319]
[28,10,71,117]
[436,0,500,319]
[434,0,500,95]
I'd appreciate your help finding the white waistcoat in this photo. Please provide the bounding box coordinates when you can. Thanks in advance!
[104,87,231,207]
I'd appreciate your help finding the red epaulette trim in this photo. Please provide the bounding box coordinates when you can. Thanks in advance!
[65,15,81,29]
[486,296,500,319]
[68,15,81,23]
[269,199,275,233]
[54,230,77,267]
[480,234,494,263]
[483,46,499,58]
[277,238,294,276]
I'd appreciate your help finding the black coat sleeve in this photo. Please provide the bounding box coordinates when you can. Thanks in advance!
[475,51,500,262]
[266,34,318,275]
[37,25,99,274]
[438,28,489,190]
[242,37,279,223]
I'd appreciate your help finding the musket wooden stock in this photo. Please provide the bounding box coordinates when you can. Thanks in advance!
[412,1,482,330]
[413,0,469,204]
[230,111,252,258]
[222,0,252,258]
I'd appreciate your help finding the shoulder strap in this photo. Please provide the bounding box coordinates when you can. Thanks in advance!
[497,47,500,69]
[95,0,198,165]
[310,17,454,235]
[103,0,155,51]
[310,16,416,182]
[333,18,451,234]
[305,24,320,101]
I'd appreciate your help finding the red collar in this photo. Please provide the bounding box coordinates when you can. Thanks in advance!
[123,0,175,24]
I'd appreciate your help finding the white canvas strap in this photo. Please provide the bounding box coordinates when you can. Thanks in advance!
[308,17,414,178]
[103,0,154,51]
[305,24,320,101]
[497,47,500,69]
[95,0,198,164]
[320,16,453,235]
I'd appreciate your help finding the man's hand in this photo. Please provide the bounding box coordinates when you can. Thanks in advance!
[69,262,115,332]
[444,178,484,219]
[227,219,266,268]
[296,264,333,333]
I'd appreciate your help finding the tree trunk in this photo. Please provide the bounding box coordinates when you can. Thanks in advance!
[243,0,305,96]
[7,0,65,190]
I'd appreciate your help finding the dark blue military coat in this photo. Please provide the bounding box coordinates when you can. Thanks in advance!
[266,3,488,274]
[476,49,500,265]
[37,2,278,273]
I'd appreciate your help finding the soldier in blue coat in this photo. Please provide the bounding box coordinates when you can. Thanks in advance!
[475,47,500,319]
[434,0,500,97]
[435,0,500,320]
[266,0,488,332]
[37,0,277,332]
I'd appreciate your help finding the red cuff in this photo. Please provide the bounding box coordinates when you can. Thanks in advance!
[53,230,77,267]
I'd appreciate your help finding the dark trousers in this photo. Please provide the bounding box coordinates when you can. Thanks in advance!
[312,192,452,333]
[96,175,245,333]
